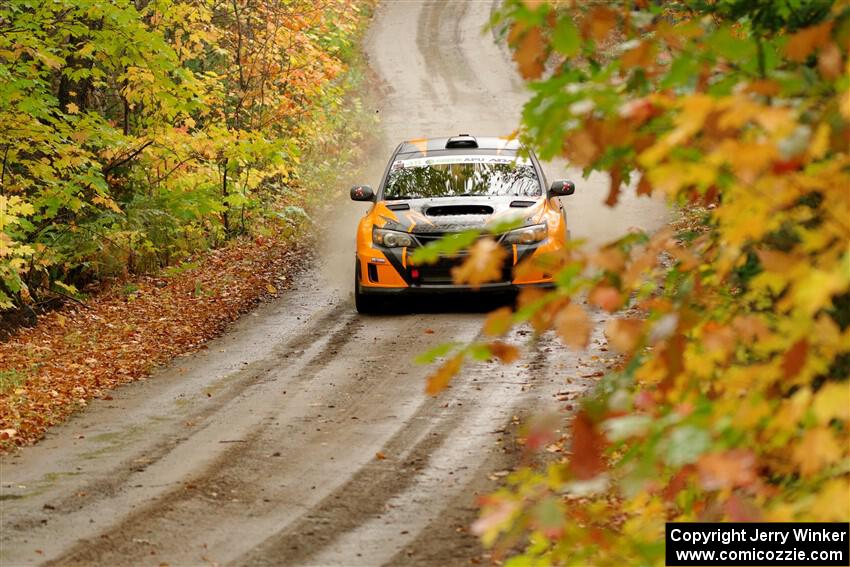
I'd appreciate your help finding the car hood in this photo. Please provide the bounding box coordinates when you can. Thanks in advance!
[375,196,545,234]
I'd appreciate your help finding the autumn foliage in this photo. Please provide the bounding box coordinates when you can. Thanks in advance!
[0,0,372,310]
[425,0,849,564]
[0,231,304,449]
[0,0,375,446]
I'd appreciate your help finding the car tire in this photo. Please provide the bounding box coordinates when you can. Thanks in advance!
[354,283,383,314]
[354,261,384,314]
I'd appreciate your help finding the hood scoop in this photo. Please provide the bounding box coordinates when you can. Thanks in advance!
[425,204,494,216]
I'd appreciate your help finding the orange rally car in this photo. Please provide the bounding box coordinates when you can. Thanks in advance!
[350,135,575,313]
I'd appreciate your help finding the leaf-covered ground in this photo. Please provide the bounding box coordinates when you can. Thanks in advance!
[0,230,308,451]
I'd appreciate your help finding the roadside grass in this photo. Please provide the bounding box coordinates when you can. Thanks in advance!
[0,369,29,396]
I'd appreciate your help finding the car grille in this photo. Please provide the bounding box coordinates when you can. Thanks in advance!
[412,251,514,286]
[410,231,514,286]
[412,231,506,245]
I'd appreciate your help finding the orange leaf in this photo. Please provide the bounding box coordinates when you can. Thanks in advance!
[731,315,769,344]
[588,284,622,312]
[620,40,655,70]
[582,6,618,43]
[451,238,508,289]
[702,321,735,355]
[818,42,843,80]
[605,318,643,353]
[605,164,623,207]
[555,302,591,349]
[483,307,513,337]
[636,174,653,196]
[570,410,606,480]
[756,249,798,272]
[562,129,600,168]
[785,21,833,62]
[511,24,547,80]
[782,339,808,379]
[488,341,520,364]
[589,247,626,272]
[518,287,567,333]
[669,246,699,271]
[425,353,464,396]
[745,79,781,96]
[697,450,757,490]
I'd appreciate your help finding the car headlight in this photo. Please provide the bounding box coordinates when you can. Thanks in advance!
[501,223,548,245]
[373,227,414,248]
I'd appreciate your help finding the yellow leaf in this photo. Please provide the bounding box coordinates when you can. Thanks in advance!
[66,102,79,114]
[807,123,831,160]
[451,238,507,289]
[266,284,277,294]
[91,195,122,213]
[669,94,714,144]
[813,479,850,521]
[791,269,847,315]
[483,307,513,337]
[793,427,840,477]
[813,382,850,424]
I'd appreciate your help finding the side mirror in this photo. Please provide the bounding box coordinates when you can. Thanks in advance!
[350,185,374,201]
[548,180,575,198]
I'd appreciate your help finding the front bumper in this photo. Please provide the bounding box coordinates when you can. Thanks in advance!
[357,281,555,295]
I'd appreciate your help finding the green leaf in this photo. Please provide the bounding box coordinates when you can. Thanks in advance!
[414,342,460,364]
[551,17,581,57]
[663,426,711,466]
[410,230,480,264]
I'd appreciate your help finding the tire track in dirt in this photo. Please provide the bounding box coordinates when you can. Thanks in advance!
[41,309,486,566]
[7,305,354,527]
[236,337,557,567]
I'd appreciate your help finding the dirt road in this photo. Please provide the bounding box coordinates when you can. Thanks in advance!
[0,2,666,566]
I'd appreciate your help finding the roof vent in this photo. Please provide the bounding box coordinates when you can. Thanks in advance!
[445,135,478,149]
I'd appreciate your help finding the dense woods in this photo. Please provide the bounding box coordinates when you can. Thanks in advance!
[0,0,370,312]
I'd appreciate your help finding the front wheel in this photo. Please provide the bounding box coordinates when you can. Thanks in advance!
[354,283,383,314]
[354,262,383,314]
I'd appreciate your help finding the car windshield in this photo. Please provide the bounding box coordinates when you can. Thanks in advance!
[383,155,541,200]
